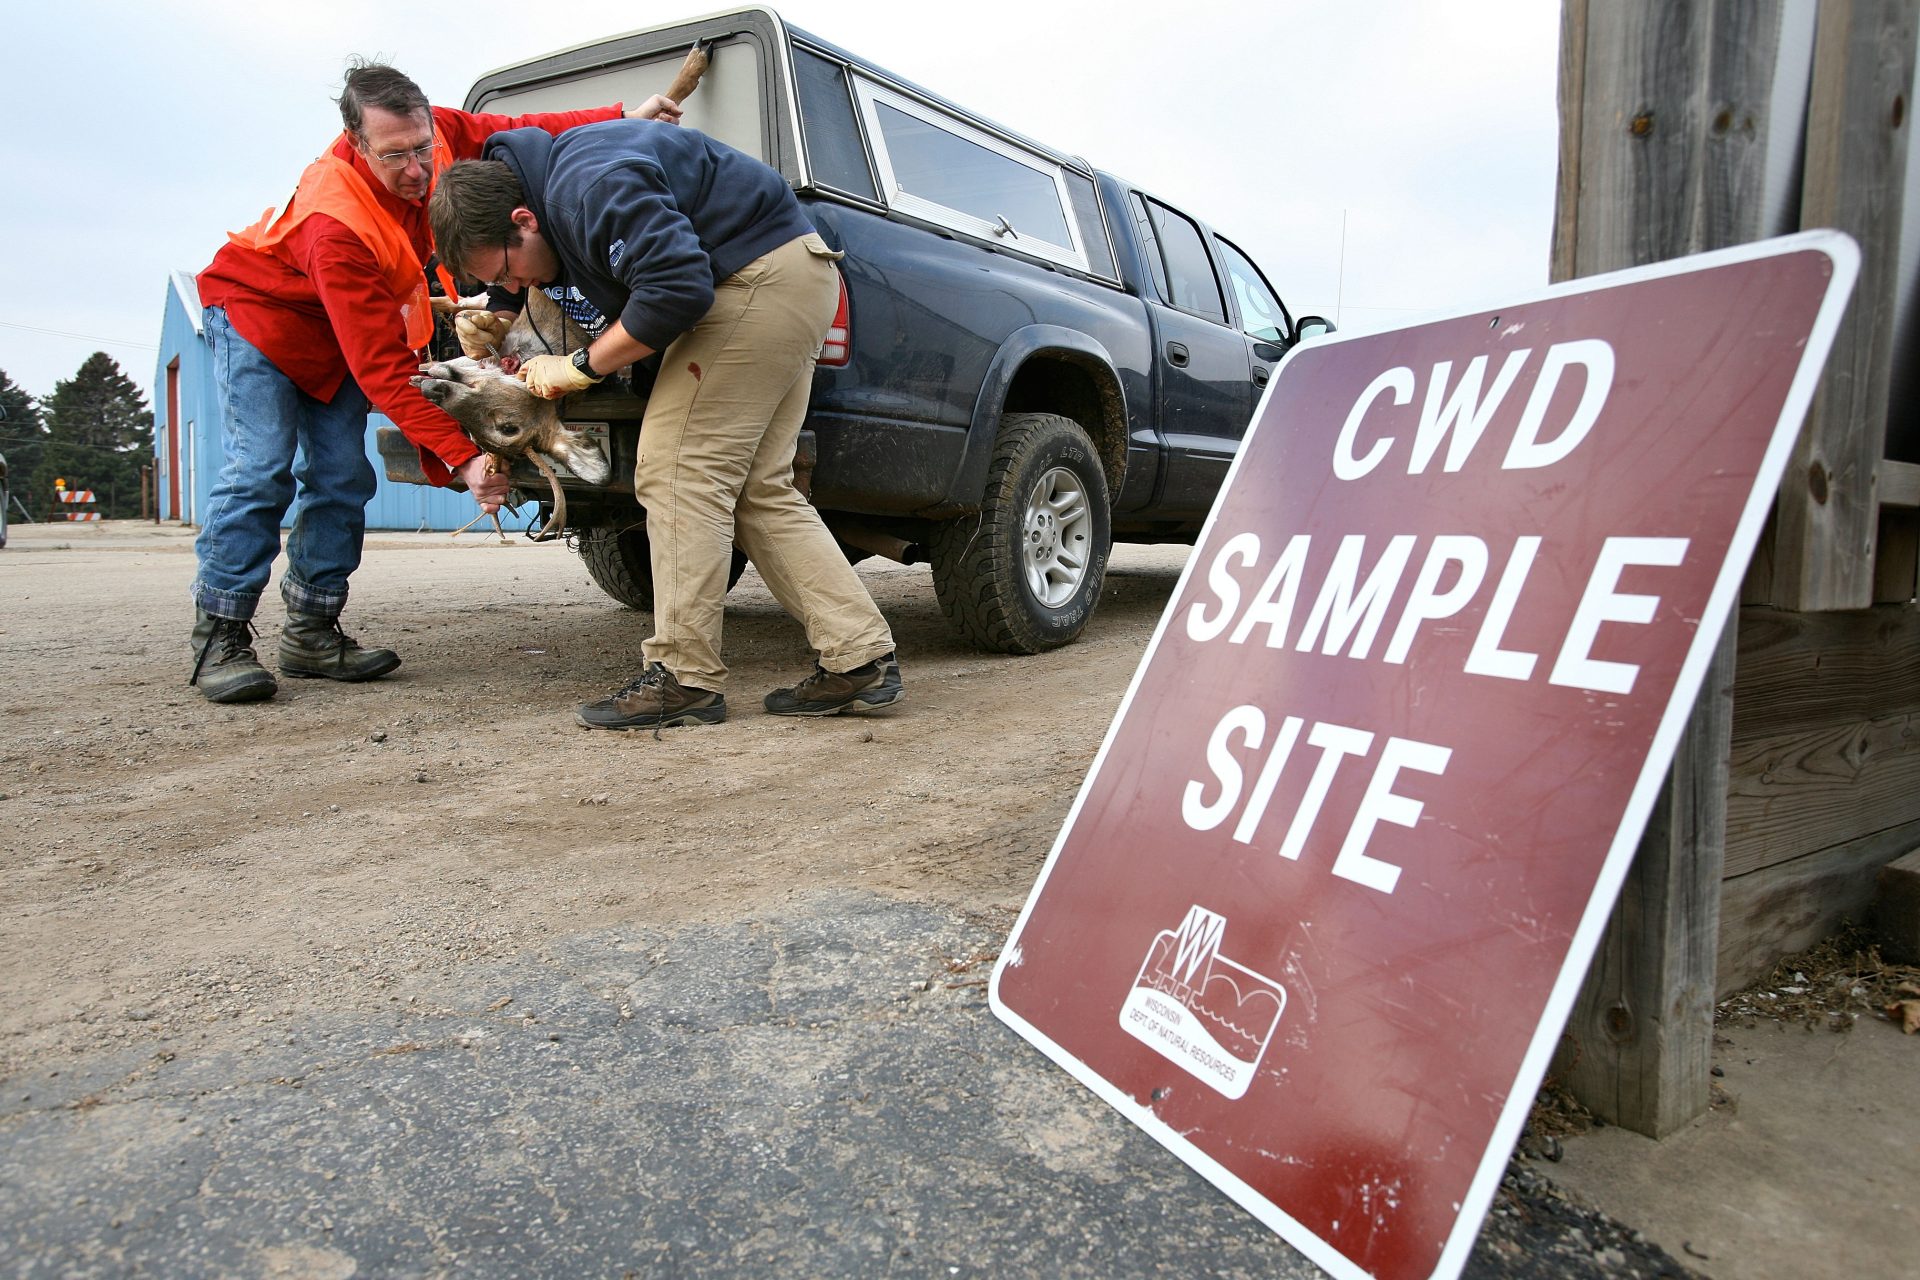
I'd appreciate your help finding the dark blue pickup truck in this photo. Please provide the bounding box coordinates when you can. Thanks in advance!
[397,5,1328,652]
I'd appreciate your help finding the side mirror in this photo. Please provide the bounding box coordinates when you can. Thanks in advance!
[1294,316,1336,342]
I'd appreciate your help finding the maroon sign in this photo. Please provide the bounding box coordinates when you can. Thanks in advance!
[991,235,1856,1280]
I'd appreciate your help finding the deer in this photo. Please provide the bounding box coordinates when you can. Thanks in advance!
[412,287,613,540]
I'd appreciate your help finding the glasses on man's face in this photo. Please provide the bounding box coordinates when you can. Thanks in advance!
[479,243,514,288]
[367,141,439,171]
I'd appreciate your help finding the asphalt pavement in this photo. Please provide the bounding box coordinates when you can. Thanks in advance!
[0,891,1691,1279]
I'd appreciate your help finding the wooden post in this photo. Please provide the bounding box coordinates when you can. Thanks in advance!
[1561,622,1734,1135]
[1550,0,1782,1136]
[1553,1,1785,278]
[1875,458,1920,601]
[1770,0,1917,610]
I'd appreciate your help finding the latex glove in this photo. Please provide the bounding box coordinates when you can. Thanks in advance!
[454,309,511,360]
[456,452,510,513]
[519,352,598,400]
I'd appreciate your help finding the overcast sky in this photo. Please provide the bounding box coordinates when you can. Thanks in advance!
[0,0,1561,407]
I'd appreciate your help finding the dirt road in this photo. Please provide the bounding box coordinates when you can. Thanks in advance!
[0,521,1191,1077]
[1,521,1714,1279]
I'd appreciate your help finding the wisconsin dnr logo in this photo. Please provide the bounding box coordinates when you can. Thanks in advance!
[1119,905,1286,1099]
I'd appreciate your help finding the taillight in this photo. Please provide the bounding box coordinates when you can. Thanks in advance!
[819,269,851,367]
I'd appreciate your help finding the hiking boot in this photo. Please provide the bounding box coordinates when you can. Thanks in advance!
[189,608,278,704]
[763,652,904,716]
[576,662,727,730]
[278,610,402,682]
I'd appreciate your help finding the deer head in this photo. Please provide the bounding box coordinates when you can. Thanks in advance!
[411,288,613,491]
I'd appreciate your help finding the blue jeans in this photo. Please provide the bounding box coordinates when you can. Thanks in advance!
[191,306,375,620]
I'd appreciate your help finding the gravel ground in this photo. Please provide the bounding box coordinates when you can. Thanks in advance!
[0,522,1695,1278]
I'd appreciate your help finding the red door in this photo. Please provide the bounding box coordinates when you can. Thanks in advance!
[166,359,181,518]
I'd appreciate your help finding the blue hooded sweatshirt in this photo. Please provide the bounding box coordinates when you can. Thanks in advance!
[484,121,818,351]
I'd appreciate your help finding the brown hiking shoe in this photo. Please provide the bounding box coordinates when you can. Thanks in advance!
[763,653,904,716]
[576,662,726,730]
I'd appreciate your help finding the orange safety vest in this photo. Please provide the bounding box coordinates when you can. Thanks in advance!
[229,127,459,350]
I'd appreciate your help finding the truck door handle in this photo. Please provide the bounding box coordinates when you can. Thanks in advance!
[1166,341,1190,368]
[1252,365,1270,387]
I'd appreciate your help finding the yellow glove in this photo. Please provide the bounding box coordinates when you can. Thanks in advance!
[454,309,512,360]
[518,352,600,399]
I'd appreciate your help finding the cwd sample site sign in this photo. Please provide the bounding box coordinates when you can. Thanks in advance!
[990,233,1857,1280]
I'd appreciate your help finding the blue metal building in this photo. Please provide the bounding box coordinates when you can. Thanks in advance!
[153,273,494,531]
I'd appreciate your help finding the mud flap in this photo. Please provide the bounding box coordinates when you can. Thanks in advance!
[375,425,433,487]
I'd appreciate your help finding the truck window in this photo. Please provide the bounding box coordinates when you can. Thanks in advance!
[475,39,769,163]
[852,80,1086,271]
[1215,236,1290,342]
[792,47,878,200]
[1144,199,1228,324]
[1129,194,1171,301]
[1063,170,1117,281]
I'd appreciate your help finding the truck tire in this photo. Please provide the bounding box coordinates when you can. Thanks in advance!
[931,413,1112,654]
[576,522,748,611]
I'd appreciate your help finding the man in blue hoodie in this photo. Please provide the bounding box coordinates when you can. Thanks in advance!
[430,121,901,730]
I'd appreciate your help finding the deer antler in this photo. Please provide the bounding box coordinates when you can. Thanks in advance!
[443,436,569,545]
[449,452,512,543]
[525,451,568,542]
[455,452,565,543]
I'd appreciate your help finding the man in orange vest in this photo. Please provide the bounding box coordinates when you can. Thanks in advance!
[188,61,679,704]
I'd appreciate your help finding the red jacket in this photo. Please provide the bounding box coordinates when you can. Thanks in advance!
[197,103,622,481]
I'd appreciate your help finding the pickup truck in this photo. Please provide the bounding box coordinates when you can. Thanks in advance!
[385,5,1329,653]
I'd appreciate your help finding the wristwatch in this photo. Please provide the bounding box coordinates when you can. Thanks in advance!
[570,346,604,382]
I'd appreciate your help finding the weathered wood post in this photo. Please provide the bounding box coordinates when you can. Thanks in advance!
[1550,0,1787,1137]
[1770,1,1917,609]
[1553,0,1918,1136]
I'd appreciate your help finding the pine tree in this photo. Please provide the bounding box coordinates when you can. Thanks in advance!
[34,353,154,520]
[0,368,48,520]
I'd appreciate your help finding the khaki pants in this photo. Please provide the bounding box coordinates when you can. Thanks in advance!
[635,233,895,692]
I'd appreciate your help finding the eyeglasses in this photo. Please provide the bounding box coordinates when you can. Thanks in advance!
[365,140,440,171]
[479,243,515,288]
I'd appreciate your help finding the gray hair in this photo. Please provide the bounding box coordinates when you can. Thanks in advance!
[337,60,429,138]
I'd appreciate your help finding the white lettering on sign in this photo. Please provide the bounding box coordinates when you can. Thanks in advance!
[1503,340,1614,470]
[1181,708,1451,895]
[1548,536,1690,695]
[1410,351,1531,474]
[1181,703,1264,832]
[1333,338,1616,479]
[1334,735,1452,894]
[1186,531,1263,643]
[1227,533,1308,647]
[1334,368,1413,480]
[1296,535,1418,658]
[1183,532,1687,695]
[1383,535,1490,664]
[1462,536,1543,681]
